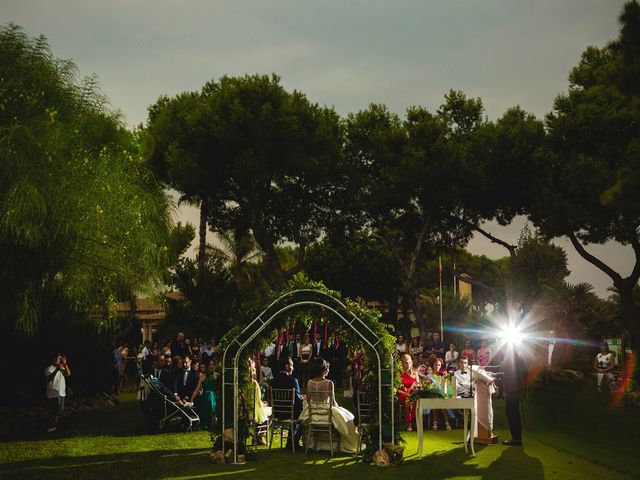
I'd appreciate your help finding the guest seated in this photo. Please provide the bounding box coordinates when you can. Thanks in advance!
[427,357,451,430]
[269,357,304,449]
[248,358,272,444]
[299,357,360,453]
[397,353,420,431]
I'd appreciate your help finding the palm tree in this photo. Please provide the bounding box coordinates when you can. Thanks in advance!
[206,231,262,286]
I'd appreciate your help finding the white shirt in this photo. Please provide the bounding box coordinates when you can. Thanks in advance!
[141,346,150,360]
[45,365,66,399]
[454,369,472,397]
[263,342,276,357]
[547,342,555,366]
[260,366,273,382]
[445,351,459,367]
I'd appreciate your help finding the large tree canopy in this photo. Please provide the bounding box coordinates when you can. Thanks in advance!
[341,93,484,336]
[525,1,640,351]
[147,74,343,287]
[0,25,174,334]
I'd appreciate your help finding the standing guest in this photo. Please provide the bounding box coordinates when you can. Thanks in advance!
[193,362,218,430]
[595,342,616,391]
[312,332,323,358]
[141,340,152,361]
[477,339,492,367]
[170,332,187,359]
[461,339,475,365]
[152,355,170,384]
[445,343,459,370]
[298,333,313,385]
[397,354,420,431]
[429,332,446,356]
[454,356,472,397]
[263,338,277,368]
[178,355,200,403]
[327,333,346,389]
[118,344,129,392]
[269,357,304,449]
[395,334,408,355]
[289,333,302,361]
[45,353,71,433]
[260,357,273,387]
[112,343,123,396]
[502,347,527,446]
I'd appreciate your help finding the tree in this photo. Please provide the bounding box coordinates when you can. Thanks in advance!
[508,228,570,310]
[305,232,402,304]
[341,93,483,337]
[206,230,261,289]
[526,2,640,354]
[145,91,219,274]
[202,74,343,287]
[0,25,174,335]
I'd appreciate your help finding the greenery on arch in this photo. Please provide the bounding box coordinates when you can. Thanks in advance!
[220,273,396,368]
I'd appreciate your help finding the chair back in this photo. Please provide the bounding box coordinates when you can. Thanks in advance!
[357,390,372,426]
[270,388,295,420]
[307,390,333,425]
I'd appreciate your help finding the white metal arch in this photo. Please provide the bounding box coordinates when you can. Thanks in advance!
[221,289,395,463]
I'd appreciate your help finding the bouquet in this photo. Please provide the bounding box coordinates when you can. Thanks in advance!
[409,381,442,401]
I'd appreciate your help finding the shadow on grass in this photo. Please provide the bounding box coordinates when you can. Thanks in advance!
[481,446,544,480]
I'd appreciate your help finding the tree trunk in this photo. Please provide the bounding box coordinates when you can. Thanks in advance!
[615,280,640,382]
[406,283,428,339]
[198,201,208,275]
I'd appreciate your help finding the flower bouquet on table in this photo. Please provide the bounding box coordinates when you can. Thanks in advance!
[409,381,442,401]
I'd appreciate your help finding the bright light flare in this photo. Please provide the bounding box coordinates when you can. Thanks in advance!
[499,324,525,347]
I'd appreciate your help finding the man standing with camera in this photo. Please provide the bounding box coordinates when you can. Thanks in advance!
[45,353,71,433]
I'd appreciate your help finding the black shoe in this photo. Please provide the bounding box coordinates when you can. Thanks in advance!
[503,439,522,446]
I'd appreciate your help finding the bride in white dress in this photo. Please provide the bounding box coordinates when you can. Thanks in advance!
[298,357,360,453]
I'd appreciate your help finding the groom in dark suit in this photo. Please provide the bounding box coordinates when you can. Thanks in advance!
[270,356,303,448]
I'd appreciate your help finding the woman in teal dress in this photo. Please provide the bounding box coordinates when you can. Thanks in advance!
[192,362,218,430]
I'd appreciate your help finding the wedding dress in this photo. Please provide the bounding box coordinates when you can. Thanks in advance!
[298,378,359,453]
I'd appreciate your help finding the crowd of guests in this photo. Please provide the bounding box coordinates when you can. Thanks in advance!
[395,332,482,432]
[395,332,493,371]
[136,333,221,431]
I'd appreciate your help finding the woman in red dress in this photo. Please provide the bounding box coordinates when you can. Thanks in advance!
[397,354,420,431]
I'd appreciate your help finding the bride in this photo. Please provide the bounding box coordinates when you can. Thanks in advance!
[299,357,360,453]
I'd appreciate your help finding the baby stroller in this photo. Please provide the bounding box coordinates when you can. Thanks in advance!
[139,374,200,432]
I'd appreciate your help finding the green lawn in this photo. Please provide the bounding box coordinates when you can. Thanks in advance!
[0,386,638,480]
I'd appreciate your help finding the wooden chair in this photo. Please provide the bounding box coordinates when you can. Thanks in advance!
[305,390,340,456]
[269,388,300,453]
[356,390,372,454]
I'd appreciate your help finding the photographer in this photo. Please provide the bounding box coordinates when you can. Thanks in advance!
[45,353,71,433]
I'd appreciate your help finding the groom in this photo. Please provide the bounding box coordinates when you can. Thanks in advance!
[270,356,304,449]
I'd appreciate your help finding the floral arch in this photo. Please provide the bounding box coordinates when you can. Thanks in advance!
[220,276,396,463]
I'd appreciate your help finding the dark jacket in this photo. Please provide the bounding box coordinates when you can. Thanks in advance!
[502,349,528,398]
[269,371,303,417]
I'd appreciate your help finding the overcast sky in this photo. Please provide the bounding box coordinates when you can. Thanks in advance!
[4,0,634,297]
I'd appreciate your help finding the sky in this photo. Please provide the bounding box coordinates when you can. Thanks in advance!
[3,0,635,297]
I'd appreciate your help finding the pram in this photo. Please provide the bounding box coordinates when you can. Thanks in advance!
[139,374,200,432]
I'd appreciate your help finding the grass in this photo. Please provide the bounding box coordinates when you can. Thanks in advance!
[0,385,639,480]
